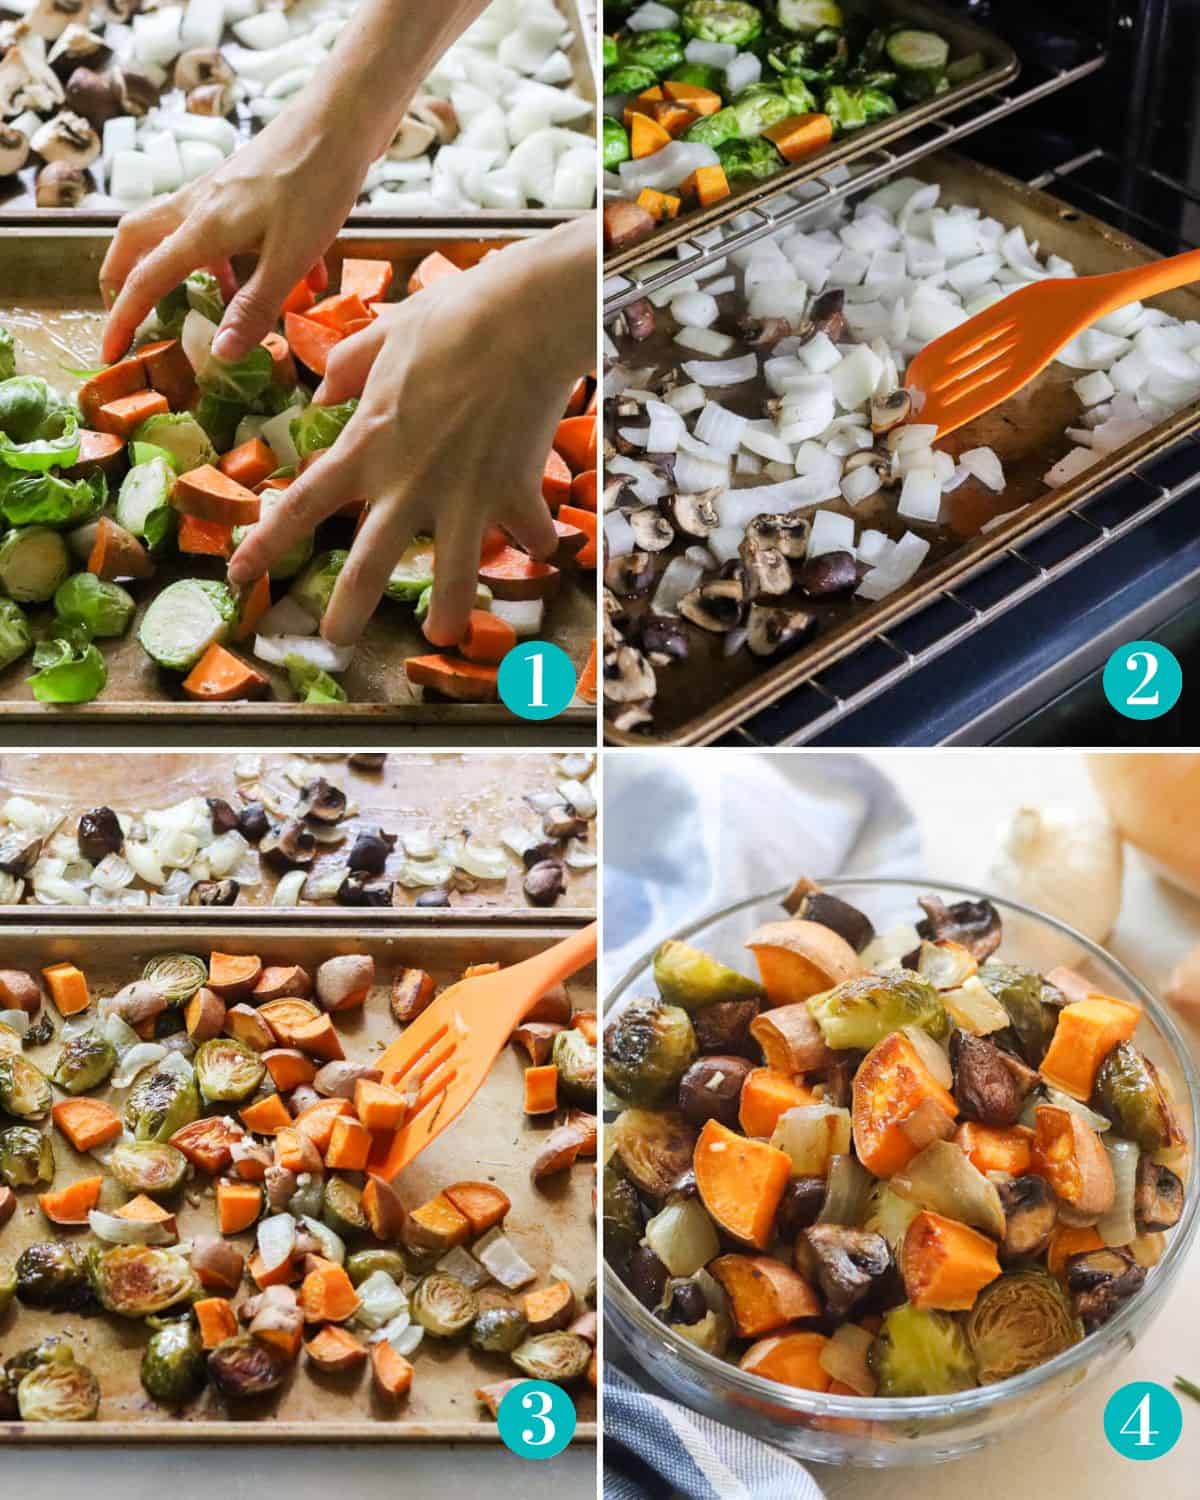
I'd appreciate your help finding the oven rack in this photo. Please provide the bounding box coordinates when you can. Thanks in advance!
[602,45,1107,318]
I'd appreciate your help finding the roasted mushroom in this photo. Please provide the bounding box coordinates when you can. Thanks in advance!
[774,1176,827,1238]
[604,644,656,703]
[870,388,912,434]
[1065,1247,1145,1332]
[524,859,566,907]
[802,1224,891,1318]
[1134,1156,1183,1231]
[260,820,316,869]
[237,801,269,843]
[30,111,98,167]
[692,998,760,1057]
[679,577,745,632]
[664,489,720,538]
[736,314,793,349]
[629,507,674,552]
[298,778,346,824]
[604,550,655,597]
[35,160,85,207]
[950,1030,1023,1127]
[916,895,1002,961]
[996,1174,1057,1260]
[621,298,656,342]
[798,549,858,597]
[784,885,875,952]
[0,123,29,176]
[739,537,792,598]
[676,1054,753,1129]
[806,288,846,344]
[745,604,816,658]
[337,872,394,908]
[347,827,397,874]
[77,805,122,861]
[188,879,239,906]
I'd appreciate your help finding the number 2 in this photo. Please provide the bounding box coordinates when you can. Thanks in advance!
[1126,650,1159,706]
[521,1388,556,1446]
[529,651,546,709]
[1119,1392,1158,1447]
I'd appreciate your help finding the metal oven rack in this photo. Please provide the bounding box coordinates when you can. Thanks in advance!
[712,149,1200,746]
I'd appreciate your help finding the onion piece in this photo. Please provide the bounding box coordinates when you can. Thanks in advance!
[299,1215,345,1265]
[437,1244,492,1290]
[256,1212,296,1272]
[473,1227,536,1288]
[88,1209,176,1246]
[272,869,306,906]
[354,1270,409,1330]
[1097,1138,1139,1247]
[0,1008,30,1035]
[457,838,509,881]
[112,1042,167,1089]
[819,1322,877,1396]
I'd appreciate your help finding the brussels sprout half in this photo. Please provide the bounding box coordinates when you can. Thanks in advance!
[142,1318,207,1406]
[194,1037,266,1104]
[553,1028,597,1108]
[511,1331,592,1382]
[51,1031,118,1094]
[107,1139,189,1196]
[470,1306,528,1353]
[0,1124,55,1187]
[16,1344,100,1422]
[411,1272,479,1337]
[0,1053,53,1119]
[604,996,697,1107]
[208,1334,287,1399]
[15,1240,92,1310]
[142,952,208,1005]
[653,939,764,1011]
[124,1067,201,1143]
[806,971,948,1052]
[870,1303,977,1396]
[88,1245,197,1317]
[965,1270,1081,1384]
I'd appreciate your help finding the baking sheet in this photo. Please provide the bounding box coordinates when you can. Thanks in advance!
[0,0,597,227]
[0,921,597,1442]
[0,228,595,727]
[0,751,596,919]
[602,0,1018,276]
[603,151,1200,745]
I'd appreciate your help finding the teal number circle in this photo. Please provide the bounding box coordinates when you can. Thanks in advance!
[496,1379,577,1459]
[498,641,577,721]
[1103,1381,1182,1460]
[1102,641,1182,720]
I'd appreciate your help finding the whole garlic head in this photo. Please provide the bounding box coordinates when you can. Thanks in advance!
[987,805,1124,970]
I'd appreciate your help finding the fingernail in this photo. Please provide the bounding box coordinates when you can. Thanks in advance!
[212,329,241,362]
[312,384,328,403]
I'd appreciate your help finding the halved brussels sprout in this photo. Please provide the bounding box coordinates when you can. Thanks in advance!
[194,1037,266,1104]
[602,1163,643,1274]
[470,1306,528,1354]
[16,1241,91,1310]
[0,1053,52,1119]
[0,1124,55,1187]
[511,1331,591,1382]
[604,996,697,1106]
[87,1245,197,1317]
[323,1176,367,1238]
[965,1270,1081,1384]
[553,1028,597,1108]
[125,1067,201,1141]
[977,962,1058,1065]
[208,1334,287,1399]
[346,1249,407,1287]
[143,953,208,1005]
[1093,1042,1182,1154]
[15,1342,100,1422]
[871,1303,977,1396]
[807,972,949,1052]
[411,1272,479,1337]
[51,1031,117,1095]
[142,1318,207,1406]
[0,1254,15,1317]
[653,940,764,1011]
[611,1107,696,1202]
[107,1139,188,1196]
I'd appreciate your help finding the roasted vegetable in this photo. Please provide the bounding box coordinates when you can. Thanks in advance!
[965,1269,1081,1384]
[603,1162,645,1273]
[1093,1042,1182,1154]
[1031,1105,1115,1217]
[915,897,1000,961]
[322,1175,367,1238]
[124,1066,201,1142]
[142,1318,207,1406]
[143,952,208,1005]
[1065,1247,1145,1332]
[658,1270,732,1357]
[14,1341,100,1422]
[470,1306,529,1354]
[194,1036,267,1104]
[0,1053,52,1119]
[0,1254,16,1317]
[0,1124,54,1187]
[604,996,698,1106]
[88,1245,197,1317]
[51,1031,118,1094]
[511,1331,592,1383]
[346,1249,408,1287]
[801,1225,891,1318]
[808,972,948,1052]
[107,1139,188,1196]
[694,1118,791,1250]
[1135,1156,1184,1232]
[870,1302,978,1396]
[677,1054,754,1128]
[411,1272,479,1337]
[950,1030,1025,1127]
[15,1240,91,1310]
[653,940,764,1011]
[208,1334,288,1399]
[553,1027,597,1108]
[996,1174,1057,1261]
[851,1031,958,1178]
[978,962,1057,1065]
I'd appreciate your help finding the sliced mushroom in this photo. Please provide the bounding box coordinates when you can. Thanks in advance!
[785,886,875,952]
[610,701,654,734]
[31,110,98,166]
[870,388,912,435]
[916,895,1002,961]
[524,859,566,907]
[745,603,816,658]
[0,123,27,175]
[0,39,65,117]
[679,578,745,632]
[188,878,240,906]
[602,589,627,653]
[951,1030,1022,1126]
[0,831,42,876]
[543,807,586,841]
[1065,1247,1145,1332]
[264,1166,297,1214]
[604,645,657,704]
[664,488,720,538]
[628,506,674,552]
[187,80,233,115]
[522,839,561,869]
[337,872,394,907]
[28,0,85,42]
[116,65,158,115]
[260,820,317,869]
[739,538,792,598]
[297,778,347,824]
[347,827,397,875]
[798,549,857,597]
[638,613,689,663]
[808,288,846,343]
[173,47,234,93]
[408,92,458,145]
[621,298,655,342]
[47,23,108,78]
[802,1224,891,1319]
[996,1174,1057,1260]
[387,113,437,160]
[205,797,239,835]
[604,549,656,598]
[736,314,792,349]
[1134,1156,1183,1231]
[35,158,84,206]
[745,511,809,559]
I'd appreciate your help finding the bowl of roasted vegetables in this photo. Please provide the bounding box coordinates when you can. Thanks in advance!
[602,877,1198,1463]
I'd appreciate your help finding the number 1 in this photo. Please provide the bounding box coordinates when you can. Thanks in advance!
[529,651,546,708]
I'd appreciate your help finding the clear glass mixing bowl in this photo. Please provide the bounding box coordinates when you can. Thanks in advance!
[603,877,1200,1467]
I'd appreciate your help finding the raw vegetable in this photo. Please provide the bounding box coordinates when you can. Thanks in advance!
[0,525,70,602]
[138,578,237,671]
[0,598,31,670]
[26,627,107,705]
[53,573,135,638]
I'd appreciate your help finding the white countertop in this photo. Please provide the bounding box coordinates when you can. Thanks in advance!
[814,751,1200,1500]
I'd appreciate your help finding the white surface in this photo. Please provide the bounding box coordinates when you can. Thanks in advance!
[817,749,1200,1500]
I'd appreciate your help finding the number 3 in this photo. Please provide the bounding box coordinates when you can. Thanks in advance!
[521,1388,556,1447]
[1126,650,1159,706]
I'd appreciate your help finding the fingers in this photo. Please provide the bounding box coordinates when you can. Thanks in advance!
[313,320,390,403]
[212,236,307,362]
[228,459,349,586]
[322,503,409,647]
[210,258,239,303]
[499,494,558,563]
[424,515,485,649]
[100,208,189,362]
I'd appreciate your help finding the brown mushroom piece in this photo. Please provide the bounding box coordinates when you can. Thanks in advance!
[543,807,587,841]
[916,895,1002,961]
[47,24,110,79]
[0,831,43,876]
[870,388,913,434]
[0,39,64,117]
[63,67,121,128]
[259,820,316,869]
[692,998,760,1057]
[801,1224,891,1319]
[205,797,239,835]
[35,159,85,207]
[783,885,875,952]
[604,549,655,598]
[77,805,122,862]
[798,549,857,597]
[739,537,793,598]
[237,802,269,843]
[664,489,720,539]
[950,1030,1023,1127]
[628,507,674,552]
[387,113,437,160]
[745,604,816,658]
[117,66,159,115]
[621,298,656,342]
[337,873,394,908]
[774,1176,826,1238]
[604,644,656,704]
[347,827,397,874]
[1134,1155,1183,1231]
[348,753,386,771]
[297,778,346,824]
[628,1244,669,1309]
[736,314,792,349]
[524,859,566,907]
[679,578,745,632]
[188,879,240,906]
[31,111,98,171]
[676,1054,753,1128]
[658,1277,708,1327]
[408,93,458,145]
[807,288,846,343]
[1065,1247,1145,1332]
[746,512,809,559]
[995,1174,1057,1260]
[638,614,689,664]
[0,123,29,175]
[173,47,234,93]
[843,447,895,489]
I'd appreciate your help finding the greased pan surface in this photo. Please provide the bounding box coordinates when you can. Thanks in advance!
[0,229,594,725]
[603,0,1018,276]
[0,921,597,1441]
[604,153,1200,745]
[0,0,596,228]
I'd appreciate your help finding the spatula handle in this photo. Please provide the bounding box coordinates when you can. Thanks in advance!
[1090,247,1200,318]
[513,922,598,1020]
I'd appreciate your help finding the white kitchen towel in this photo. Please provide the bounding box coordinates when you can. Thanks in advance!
[605,749,922,984]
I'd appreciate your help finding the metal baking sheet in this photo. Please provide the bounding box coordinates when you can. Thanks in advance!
[0,751,596,920]
[604,152,1200,745]
[0,227,595,726]
[0,0,596,227]
[0,920,597,1442]
[603,0,1018,276]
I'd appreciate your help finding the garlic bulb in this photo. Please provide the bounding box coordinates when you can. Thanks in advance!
[987,805,1123,970]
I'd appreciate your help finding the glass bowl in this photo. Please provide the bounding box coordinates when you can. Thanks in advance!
[603,877,1200,1468]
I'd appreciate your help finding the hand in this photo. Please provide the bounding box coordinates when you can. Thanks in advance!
[227,229,594,649]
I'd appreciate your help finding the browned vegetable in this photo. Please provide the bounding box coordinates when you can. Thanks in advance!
[693,998,760,1057]
[709,1254,821,1339]
[1065,1247,1145,1331]
[511,1021,564,1065]
[677,1054,753,1128]
[950,1031,1025,1127]
[750,1004,835,1074]
[390,967,435,1024]
[996,1175,1057,1261]
[1135,1156,1184,1231]
[801,1225,891,1318]
[0,970,42,1014]
[611,1108,696,1202]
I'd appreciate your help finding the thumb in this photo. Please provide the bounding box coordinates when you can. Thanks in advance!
[212,253,302,363]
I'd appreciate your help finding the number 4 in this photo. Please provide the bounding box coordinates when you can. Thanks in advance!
[1120,1392,1158,1447]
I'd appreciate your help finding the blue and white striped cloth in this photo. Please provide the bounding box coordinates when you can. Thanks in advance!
[604,1367,827,1500]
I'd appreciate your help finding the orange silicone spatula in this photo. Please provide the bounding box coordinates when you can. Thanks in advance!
[374,921,597,1178]
[904,247,1200,438]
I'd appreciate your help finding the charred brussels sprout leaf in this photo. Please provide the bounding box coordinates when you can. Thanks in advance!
[1093,1042,1181,1153]
[653,939,764,1011]
[15,1342,100,1422]
[603,1163,644,1275]
[470,1306,528,1354]
[88,1245,197,1317]
[807,972,948,1051]
[208,1334,287,1399]
[107,1139,188,1196]
[16,1241,91,1310]
[553,1028,597,1108]
[411,1272,479,1337]
[51,1032,117,1094]
[194,1037,266,1104]
[142,1319,207,1406]
[965,1270,1081,1384]
[0,1125,54,1187]
[124,1067,201,1141]
[871,1303,977,1396]
[0,1053,53,1118]
[604,996,697,1106]
[511,1331,592,1383]
[978,962,1057,1066]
